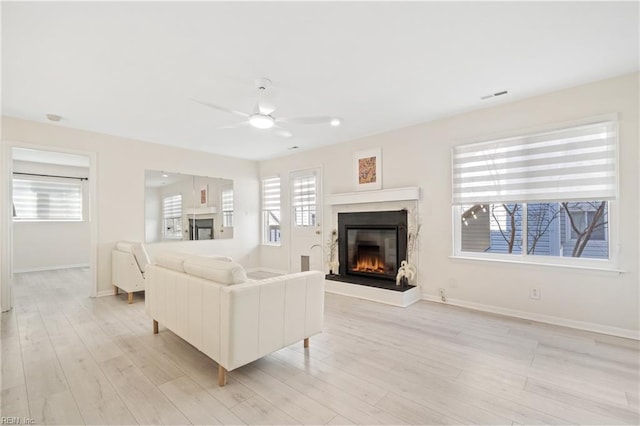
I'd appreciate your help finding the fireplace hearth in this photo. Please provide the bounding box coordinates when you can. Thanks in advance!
[327,210,412,292]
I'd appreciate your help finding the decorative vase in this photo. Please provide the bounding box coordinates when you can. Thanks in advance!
[400,276,408,288]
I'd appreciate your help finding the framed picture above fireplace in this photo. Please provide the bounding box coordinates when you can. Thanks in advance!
[354,147,382,191]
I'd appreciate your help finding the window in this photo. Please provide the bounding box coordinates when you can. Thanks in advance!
[453,119,616,265]
[12,177,83,221]
[262,177,281,244]
[162,194,182,239]
[292,172,317,227]
[221,188,233,227]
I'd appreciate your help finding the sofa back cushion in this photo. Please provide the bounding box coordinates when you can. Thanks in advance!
[183,256,247,285]
[154,251,234,273]
[155,251,192,272]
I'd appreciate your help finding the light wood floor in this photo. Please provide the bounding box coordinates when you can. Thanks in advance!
[1,268,639,425]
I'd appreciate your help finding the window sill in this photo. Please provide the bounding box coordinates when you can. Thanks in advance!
[262,243,282,247]
[449,255,625,274]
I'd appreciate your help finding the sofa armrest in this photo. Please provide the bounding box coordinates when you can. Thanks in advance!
[219,271,324,371]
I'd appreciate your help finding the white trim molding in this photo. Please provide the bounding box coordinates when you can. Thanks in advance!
[422,294,639,340]
[13,263,90,274]
[327,186,420,206]
[326,279,421,307]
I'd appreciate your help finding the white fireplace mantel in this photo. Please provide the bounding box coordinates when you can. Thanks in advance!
[326,186,420,206]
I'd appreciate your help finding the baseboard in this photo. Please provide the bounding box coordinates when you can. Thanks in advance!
[13,263,90,273]
[421,294,639,340]
[95,290,115,298]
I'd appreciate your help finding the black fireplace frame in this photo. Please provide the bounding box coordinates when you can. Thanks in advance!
[337,210,407,282]
[189,218,214,240]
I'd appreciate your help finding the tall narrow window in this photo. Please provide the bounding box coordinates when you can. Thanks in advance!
[262,177,281,244]
[162,194,182,239]
[292,172,317,227]
[12,177,83,221]
[452,119,616,264]
[221,188,234,227]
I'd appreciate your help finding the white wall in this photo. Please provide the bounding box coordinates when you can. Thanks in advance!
[259,72,639,337]
[1,117,261,298]
[12,160,90,272]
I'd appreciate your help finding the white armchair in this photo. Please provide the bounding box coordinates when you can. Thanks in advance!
[111,241,150,303]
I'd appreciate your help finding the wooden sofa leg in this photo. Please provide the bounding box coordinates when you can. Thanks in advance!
[153,320,158,334]
[128,293,133,304]
[114,285,119,295]
[304,338,309,348]
[218,365,227,386]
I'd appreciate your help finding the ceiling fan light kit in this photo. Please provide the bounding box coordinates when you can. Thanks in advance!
[249,114,275,129]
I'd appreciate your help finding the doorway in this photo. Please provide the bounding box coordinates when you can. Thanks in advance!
[2,145,98,312]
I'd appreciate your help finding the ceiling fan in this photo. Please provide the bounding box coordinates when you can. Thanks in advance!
[192,78,342,138]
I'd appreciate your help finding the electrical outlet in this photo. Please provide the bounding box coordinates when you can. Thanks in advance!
[530,288,541,300]
[439,288,447,302]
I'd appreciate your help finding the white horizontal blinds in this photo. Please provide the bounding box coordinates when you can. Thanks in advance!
[452,121,617,204]
[222,189,233,212]
[163,194,182,219]
[13,178,82,220]
[292,172,317,226]
[262,177,281,243]
[222,189,233,227]
[262,177,280,212]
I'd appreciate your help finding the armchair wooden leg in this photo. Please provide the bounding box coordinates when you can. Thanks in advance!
[128,292,133,304]
[153,320,158,334]
[218,365,227,386]
[304,338,309,348]
[113,285,119,295]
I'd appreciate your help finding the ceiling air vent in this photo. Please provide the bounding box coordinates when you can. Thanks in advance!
[480,90,508,100]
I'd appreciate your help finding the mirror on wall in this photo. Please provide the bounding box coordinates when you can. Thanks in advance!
[145,170,234,243]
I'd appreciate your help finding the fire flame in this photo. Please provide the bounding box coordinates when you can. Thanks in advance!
[353,255,385,274]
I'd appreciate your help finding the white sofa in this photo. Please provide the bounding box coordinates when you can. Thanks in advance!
[112,241,151,303]
[145,252,325,386]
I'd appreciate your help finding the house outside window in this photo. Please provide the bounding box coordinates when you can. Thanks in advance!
[221,188,233,227]
[453,118,616,267]
[262,177,281,244]
[162,194,182,239]
[12,177,83,221]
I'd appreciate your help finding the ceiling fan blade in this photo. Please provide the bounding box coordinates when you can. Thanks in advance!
[277,116,339,126]
[191,98,250,118]
[273,128,292,138]
[218,121,249,129]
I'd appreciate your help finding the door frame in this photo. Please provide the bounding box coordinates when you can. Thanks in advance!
[288,165,324,273]
[1,141,98,312]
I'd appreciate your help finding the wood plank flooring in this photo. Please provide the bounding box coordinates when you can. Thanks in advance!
[1,268,638,425]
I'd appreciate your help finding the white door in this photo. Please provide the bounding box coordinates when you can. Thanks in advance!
[289,167,323,272]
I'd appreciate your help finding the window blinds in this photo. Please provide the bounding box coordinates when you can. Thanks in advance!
[163,194,182,219]
[292,173,317,226]
[452,121,617,204]
[221,189,233,212]
[13,178,82,220]
[262,177,281,212]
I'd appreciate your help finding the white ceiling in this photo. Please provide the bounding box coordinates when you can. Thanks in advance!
[2,2,638,161]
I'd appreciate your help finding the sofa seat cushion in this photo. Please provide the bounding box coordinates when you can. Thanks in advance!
[183,256,247,285]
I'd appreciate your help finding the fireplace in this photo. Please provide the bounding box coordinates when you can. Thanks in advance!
[189,218,214,240]
[331,210,408,289]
